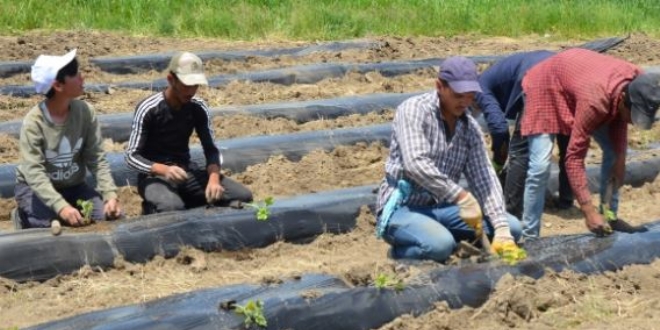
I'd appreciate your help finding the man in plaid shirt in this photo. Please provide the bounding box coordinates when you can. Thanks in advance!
[376,56,523,263]
[521,48,660,238]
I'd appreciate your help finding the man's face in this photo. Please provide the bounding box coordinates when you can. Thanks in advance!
[54,72,84,98]
[436,79,475,117]
[169,73,199,104]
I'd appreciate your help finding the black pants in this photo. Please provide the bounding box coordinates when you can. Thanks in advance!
[15,182,105,228]
[503,111,573,219]
[137,163,253,215]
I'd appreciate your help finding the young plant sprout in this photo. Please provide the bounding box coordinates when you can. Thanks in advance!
[374,273,405,292]
[76,199,94,225]
[495,245,528,265]
[234,299,267,328]
[244,197,274,221]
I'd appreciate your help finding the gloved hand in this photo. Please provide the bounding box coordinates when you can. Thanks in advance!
[456,192,483,236]
[491,226,526,264]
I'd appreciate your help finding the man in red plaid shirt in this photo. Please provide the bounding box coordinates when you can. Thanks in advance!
[520,48,660,239]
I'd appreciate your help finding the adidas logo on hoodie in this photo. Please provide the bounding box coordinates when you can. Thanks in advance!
[45,136,83,181]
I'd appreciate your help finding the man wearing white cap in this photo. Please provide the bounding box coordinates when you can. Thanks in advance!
[12,49,121,232]
[125,52,253,214]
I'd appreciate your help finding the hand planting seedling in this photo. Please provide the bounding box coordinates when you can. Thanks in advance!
[234,299,267,328]
[76,199,94,225]
[244,197,274,221]
[493,242,527,265]
[374,273,405,292]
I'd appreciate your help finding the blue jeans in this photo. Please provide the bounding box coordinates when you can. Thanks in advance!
[522,126,618,238]
[382,204,522,263]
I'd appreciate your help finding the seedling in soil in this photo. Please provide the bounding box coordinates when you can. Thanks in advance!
[374,273,405,292]
[244,197,274,221]
[495,245,528,265]
[76,199,94,225]
[234,299,267,328]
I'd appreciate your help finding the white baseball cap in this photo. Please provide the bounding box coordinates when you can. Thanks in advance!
[168,52,208,86]
[31,49,78,94]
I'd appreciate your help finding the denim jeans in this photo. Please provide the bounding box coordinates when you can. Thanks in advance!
[522,125,617,239]
[382,204,522,263]
[504,113,573,219]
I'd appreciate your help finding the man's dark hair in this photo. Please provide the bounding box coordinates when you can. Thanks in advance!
[45,58,79,99]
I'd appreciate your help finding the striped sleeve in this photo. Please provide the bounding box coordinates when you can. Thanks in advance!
[125,93,162,174]
[192,97,221,167]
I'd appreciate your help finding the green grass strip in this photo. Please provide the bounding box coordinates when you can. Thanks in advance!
[1,0,659,39]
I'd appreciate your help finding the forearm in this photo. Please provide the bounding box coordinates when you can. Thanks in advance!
[207,163,221,184]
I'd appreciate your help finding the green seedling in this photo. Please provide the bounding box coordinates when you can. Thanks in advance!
[76,199,94,225]
[244,197,274,221]
[496,246,528,265]
[234,299,267,328]
[374,273,405,292]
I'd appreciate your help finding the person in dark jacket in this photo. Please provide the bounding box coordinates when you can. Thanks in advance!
[474,50,573,220]
[125,52,253,214]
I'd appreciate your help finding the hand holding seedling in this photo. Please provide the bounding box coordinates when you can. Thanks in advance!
[58,205,83,226]
[244,197,274,221]
[491,240,527,265]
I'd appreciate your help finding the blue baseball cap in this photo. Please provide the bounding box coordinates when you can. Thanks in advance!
[439,56,482,94]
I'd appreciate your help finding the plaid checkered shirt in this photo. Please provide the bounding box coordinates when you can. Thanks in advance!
[521,49,640,205]
[376,91,509,229]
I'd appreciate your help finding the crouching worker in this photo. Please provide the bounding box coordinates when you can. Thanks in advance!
[12,49,122,230]
[375,57,523,263]
[125,52,253,214]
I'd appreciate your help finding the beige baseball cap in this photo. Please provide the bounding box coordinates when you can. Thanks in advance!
[167,52,208,86]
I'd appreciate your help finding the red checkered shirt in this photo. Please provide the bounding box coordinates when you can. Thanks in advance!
[521,49,641,206]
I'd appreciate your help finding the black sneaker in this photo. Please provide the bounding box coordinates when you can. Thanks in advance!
[609,218,648,233]
[10,207,23,230]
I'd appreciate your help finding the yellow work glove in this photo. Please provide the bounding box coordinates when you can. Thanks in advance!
[491,227,527,264]
[456,192,483,237]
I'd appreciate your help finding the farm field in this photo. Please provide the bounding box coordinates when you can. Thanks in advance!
[0,30,660,329]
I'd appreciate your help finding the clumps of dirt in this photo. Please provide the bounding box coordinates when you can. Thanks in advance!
[0,133,20,163]
[0,198,16,223]
[210,110,394,140]
[175,247,208,273]
[607,33,660,66]
[0,277,18,294]
[234,142,386,198]
[379,260,660,330]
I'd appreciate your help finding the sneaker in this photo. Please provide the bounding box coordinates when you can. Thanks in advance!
[10,207,23,230]
[51,220,62,236]
[609,218,648,234]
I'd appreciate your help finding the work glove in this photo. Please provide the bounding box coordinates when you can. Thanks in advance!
[491,226,526,264]
[457,192,483,237]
